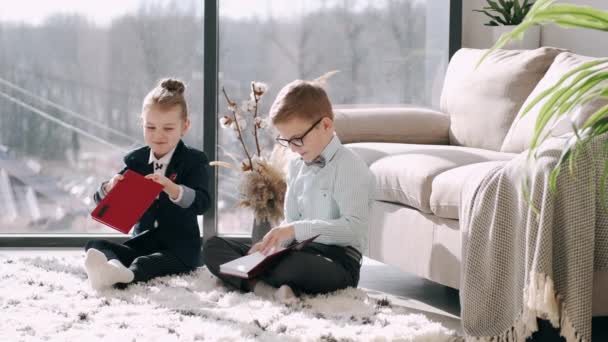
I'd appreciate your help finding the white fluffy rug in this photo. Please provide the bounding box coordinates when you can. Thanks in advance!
[0,255,461,341]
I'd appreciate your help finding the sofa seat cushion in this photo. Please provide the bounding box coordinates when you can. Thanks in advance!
[430,161,509,219]
[347,143,516,213]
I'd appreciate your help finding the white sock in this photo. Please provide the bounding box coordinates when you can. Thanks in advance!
[107,259,135,284]
[275,285,297,304]
[84,249,134,290]
[84,248,111,291]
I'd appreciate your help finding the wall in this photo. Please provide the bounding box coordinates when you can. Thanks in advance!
[462,0,608,57]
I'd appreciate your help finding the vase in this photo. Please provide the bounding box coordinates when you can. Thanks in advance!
[491,25,540,50]
[251,219,272,245]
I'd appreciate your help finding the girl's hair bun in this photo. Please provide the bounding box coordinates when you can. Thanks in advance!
[160,78,185,94]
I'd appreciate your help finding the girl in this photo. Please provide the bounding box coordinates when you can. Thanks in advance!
[84,78,211,290]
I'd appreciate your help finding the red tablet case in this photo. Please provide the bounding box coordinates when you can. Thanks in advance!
[91,170,164,234]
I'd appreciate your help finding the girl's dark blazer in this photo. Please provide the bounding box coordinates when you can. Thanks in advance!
[94,140,211,268]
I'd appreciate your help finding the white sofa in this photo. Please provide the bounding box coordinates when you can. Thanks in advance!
[334,47,608,315]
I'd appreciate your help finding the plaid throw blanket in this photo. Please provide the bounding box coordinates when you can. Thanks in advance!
[460,132,608,342]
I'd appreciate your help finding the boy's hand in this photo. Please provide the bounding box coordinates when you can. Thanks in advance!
[145,174,181,200]
[248,242,264,255]
[104,174,124,193]
[258,225,295,255]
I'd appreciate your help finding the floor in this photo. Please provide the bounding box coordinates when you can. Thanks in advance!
[3,248,608,340]
[358,257,462,333]
[0,248,463,335]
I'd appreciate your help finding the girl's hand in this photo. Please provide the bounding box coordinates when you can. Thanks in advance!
[145,174,180,199]
[145,173,172,187]
[104,174,124,192]
[258,225,295,255]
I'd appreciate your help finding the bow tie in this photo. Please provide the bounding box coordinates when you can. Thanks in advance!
[154,162,164,171]
[304,156,326,168]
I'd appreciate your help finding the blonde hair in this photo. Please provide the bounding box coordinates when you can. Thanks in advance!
[142,78,188,120]
[269,71,338,125]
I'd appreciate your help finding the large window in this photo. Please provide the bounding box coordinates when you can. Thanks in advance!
[0,1,204,234]
[216,0,453,235]
[0,0,459,242]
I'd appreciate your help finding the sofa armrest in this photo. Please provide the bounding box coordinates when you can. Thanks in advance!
[334,107,450,145]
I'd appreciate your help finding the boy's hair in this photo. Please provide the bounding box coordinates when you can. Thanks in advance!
[142,78,188,120]
[269,79,333,125]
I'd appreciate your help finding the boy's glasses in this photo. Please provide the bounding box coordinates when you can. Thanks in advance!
[276,117,323,147]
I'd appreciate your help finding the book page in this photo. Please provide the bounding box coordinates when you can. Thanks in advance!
[220,252,266,274]
[219,235,319,278]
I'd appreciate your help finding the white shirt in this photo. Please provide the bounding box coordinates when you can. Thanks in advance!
[148,147,183,202]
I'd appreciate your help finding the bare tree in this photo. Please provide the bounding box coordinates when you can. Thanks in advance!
[338,0,364,103]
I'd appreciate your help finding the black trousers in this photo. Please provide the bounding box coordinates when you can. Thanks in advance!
[203,236,361,295]
[85,238,193,285]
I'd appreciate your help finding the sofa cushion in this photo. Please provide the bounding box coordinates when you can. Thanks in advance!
[441,47,564,151]
[346,143,516,213]
[501,52,608,153]
[334,107,450,145]
[430,161,509,219]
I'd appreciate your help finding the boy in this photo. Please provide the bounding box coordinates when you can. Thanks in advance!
[203,78,373,302]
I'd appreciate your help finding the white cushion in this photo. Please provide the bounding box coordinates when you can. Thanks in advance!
[430,161,509,219]
[501,52,608,153]
[334,107,450,145]
[441,47,564,151]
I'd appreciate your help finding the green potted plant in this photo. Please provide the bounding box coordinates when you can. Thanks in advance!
[474,0,540,49]
[480,0,608,195]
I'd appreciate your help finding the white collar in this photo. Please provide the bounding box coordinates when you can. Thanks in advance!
[148,146,176,166]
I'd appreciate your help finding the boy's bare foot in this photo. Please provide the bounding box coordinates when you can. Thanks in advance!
[253,281,276,300]
[253,282,298,304]
[275,284,297,304]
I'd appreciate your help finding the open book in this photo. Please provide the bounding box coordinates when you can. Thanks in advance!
[219,235,320,279]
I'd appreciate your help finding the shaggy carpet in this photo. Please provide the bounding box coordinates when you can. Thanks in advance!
[0,255,461,341]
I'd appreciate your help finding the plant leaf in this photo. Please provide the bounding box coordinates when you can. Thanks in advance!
[552,72,608,119]
[548,162,563,193]
[488,0,510,19]
[583,103,608,129]
[525,72,608,154]
[521,176,541,220]
[590,116,608,135]
[477,0,608,209]
[522,60,608,116]
[513,0,522,15]
[558,84,605,117]
[497,0,513,23]
[512,0,525,24]
[475,9,509,25]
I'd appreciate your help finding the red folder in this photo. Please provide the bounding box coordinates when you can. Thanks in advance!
[91,170,164,234]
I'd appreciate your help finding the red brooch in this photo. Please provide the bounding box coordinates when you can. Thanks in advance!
[169,173,177,181]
